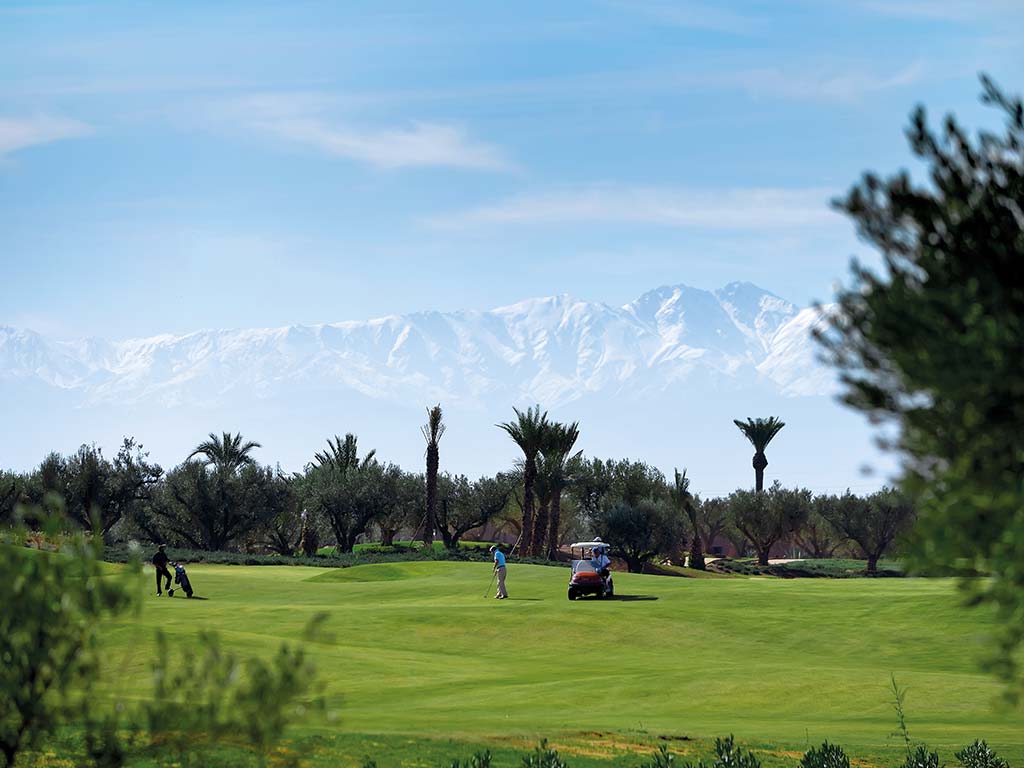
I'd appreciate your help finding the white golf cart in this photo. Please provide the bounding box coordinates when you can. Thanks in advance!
[567,540,614,600]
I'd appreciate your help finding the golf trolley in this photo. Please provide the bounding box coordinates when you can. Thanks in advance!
[167,562,194,598]
[567,540,614,600]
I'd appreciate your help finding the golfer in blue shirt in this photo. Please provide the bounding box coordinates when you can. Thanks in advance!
[490,545,508,599]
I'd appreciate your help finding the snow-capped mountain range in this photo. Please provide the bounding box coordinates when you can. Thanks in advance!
[3,281,884,493]
[1,282,832,407]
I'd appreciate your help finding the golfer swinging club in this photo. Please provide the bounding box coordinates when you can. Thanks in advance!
[490,544,508,599]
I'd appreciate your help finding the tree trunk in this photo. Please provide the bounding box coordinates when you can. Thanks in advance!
[866,553,879,574]
[532,498,549,557]
[546,493,561,560]
[753,452,768,492]
[521,460,536,555]
[756,546,770,566]
[299,523,319,557]
[688,535,705,570]
[381,527,397,546]
[439,499,456,549]
[424,444,438,546]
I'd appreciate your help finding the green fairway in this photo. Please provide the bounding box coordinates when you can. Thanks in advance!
[97,561,1021,766]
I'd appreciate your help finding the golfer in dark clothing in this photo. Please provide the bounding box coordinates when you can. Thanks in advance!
[152,544,172,595]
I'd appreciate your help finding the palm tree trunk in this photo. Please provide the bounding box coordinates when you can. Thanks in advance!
[532,497,549,557]
[424,445,438,546]
[546,493,561,560]
[521,459,536,555]
[688,515,705,570]
[753,452,768,492]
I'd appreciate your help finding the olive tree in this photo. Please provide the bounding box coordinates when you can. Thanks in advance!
[436,473,513,549]
[818,77,1024,696]
[592,498,683,574]
[728,483,811,566]
[821,490,915,574]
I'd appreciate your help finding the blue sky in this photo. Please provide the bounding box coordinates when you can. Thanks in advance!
[2,0,1021,339]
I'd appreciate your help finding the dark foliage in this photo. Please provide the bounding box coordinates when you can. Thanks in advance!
[593,498,683,573]
[820,489,915,574]
[800,742,850,768]
[819,76,1024,697]
[727,483,811,566]
[437,473,513,549]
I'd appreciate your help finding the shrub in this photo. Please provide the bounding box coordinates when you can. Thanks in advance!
[523,741,568,768]
[902,746,940,768]
[451,751,493,768]
[681,736,762,768]
[637,745,675,768]
[956,741,1008,768]
[801,742,850,768]
[1,505,138,768]
[709,735,761,768]
[144,616,327,768]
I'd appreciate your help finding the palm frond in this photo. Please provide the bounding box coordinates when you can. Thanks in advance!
[733,417,786,451]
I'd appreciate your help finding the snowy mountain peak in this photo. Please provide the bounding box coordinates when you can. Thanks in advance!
[1,283,831,410]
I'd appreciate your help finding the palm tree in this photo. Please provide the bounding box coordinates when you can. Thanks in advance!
[313,434,375,473]
[733,417,785,491]
[536,421,581,559]
[497,405,550,554]
[672,468,703,570]
[187,431,261,474]
[421,405,445,547]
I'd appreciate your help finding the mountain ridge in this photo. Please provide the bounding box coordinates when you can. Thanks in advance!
[0,281,834,410]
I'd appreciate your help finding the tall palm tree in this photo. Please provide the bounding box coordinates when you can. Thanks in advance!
[421,404,445,547]
[536,421,581,559]
[497,405,550,554]
[672,468,703,570]
[733,417,785,491]
[313,433,375,473]
[187,431,261,474]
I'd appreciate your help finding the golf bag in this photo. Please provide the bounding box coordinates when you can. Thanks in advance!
[168,562,194,598]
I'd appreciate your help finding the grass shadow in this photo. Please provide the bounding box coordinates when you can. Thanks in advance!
[605,594,658,601]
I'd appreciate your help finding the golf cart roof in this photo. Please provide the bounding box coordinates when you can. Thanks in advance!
[570,541,608,549]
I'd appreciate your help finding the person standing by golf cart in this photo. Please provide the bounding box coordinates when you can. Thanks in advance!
[152,544,172,596]
[490,545,508,599]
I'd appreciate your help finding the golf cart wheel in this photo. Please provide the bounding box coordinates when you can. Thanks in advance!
[567,588,577,601]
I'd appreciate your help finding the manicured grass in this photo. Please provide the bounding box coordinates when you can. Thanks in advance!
[86,561,1020,766]
[324,539,496,554]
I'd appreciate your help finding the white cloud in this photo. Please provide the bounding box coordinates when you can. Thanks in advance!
[0,115,90,157]
[426,186,843,230]
[719,61,926,104]
[261,118,512,171]
[219,92,512,172]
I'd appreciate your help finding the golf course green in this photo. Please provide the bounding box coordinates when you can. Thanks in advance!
[98,560,1021,767]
